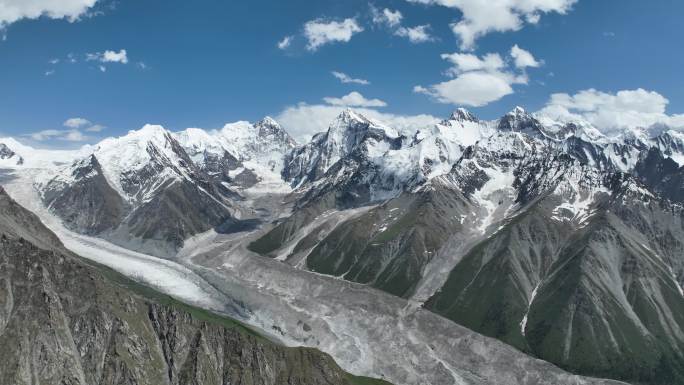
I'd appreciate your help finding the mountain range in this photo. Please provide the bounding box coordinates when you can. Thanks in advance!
[1,106,683,384]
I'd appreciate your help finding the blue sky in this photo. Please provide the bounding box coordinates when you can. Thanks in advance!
[0,0,683,145]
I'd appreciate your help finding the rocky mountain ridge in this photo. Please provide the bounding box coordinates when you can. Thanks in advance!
[0,185,390,385]
[3,105,684,384]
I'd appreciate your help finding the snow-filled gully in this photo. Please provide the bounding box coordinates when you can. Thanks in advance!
[2,169,626,385]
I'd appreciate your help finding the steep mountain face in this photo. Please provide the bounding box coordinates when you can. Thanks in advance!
[251,108,684,384]
[283,109,403,190]
[7,106,684,384]
[0,142,23,166]
[0,186,389,385]
[256,109,493,258]
[633,147,684,203]
[178,117,296,189]
[426,169,684,383]
[40,125,244,256]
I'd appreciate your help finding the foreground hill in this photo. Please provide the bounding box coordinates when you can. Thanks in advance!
[0,186,388,385]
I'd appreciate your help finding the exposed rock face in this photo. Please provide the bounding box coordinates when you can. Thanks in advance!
[253,110,684,385]
[42,155,128,235]
[0,142,23,165]
[11,106,684,384]
[0,143,16,160]
[0,187,387,385]
[40,126,243,257]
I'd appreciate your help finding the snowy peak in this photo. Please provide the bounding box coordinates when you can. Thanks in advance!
[0,142,23,165]
[70,124,199,202]
[323,109,401,162]
[282,109,404,189]
[449,108,478,123]
[497,106,545,136]
[0,143,16,159]
[218,117,295,159]
[510,106,527,116]
[652,129,684,166]
[254,116,296,146]
[175,118,296,190]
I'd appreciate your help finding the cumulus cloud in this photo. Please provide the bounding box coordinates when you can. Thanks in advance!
[87,49,128,64]
[415,47,536,107]
[510,44,541,69]
[277,35,293,50]
[63,117,105,132]
[64,117,90,128]
[371,6,403,28]
[405,0,577,50]
[371,5,434,44]
[303,18,363,51]
[332,71,370,85]
[276,103,440,142]
[323,91,387,107]
[441,52,505,75]
[395,25,434,43]
[538,88,684,134]
[0,0,99,28]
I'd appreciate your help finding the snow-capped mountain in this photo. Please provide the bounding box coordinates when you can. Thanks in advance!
[0,141,23,166]
[251,107,684,385]
[3,106,684,384]
[40,124,248,256]
[178,117,296,189]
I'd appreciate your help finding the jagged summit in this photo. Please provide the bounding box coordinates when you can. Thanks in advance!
[509,105,527,115]
[337,107,369,123]
[0,142,23,165]
[4,103,684,385]
[450,108,479,122]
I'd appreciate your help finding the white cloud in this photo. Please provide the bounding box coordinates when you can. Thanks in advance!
[304,18,363,51]
[64,117,90,128]
[276,103,439,142]
[395,25,434,43]
[277,35,293,50]
[63,117,105,132]
[87,49,128,64]
[405,0,577,50]
[48,58,60,64]
[538,88,684,134]
[85,124,105,132]
[440,52,505,74]
[371,5,434,44]
[371,7,403,28]
[332,71,370,85]
[415,47,536,107]
[415,72,515,106]
[28,129,87,142]
[0,0,99,28]
[510,44,541,69]
[62,130,87,141]
[323,91,387,107]
[44,69,55,76]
